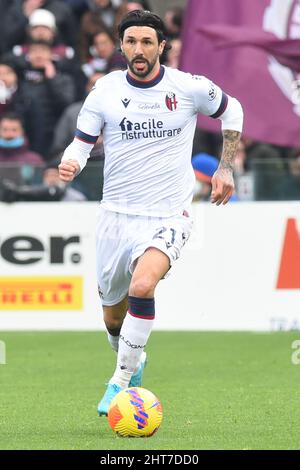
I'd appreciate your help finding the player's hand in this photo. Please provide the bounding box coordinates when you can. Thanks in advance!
[210,167,234,205]
[58,160,80,182]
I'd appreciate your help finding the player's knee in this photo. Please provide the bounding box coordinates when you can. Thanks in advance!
[129,277,155,298]
[104,317,122,331]
[103,309,124,330]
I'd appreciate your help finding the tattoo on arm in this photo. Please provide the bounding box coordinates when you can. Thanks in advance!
[219,130,241,171]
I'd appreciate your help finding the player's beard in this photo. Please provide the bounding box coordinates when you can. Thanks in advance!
[127,53,159,79]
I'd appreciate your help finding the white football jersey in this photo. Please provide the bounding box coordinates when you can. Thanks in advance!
[68,66,237,216]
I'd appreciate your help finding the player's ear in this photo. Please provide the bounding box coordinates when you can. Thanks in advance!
[159,40,166,56]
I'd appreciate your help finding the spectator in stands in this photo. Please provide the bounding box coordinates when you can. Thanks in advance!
[164,38,182,69]
[87,0,120,30]
[50,72,105,156]
[191,126,223,159]
[277,148,300,200]
[42,160,87,201]
[2,159,87,201]
[28,8,58,42]
[7,9,86,99]
[233,138,248,175]
[4,0,78,49]
[79,0,123,62]
[82,30,126,77]
[0,112,43,164]
[79,0,150,62]
[11,9,75,62]
[0,0,12,55]
[61,0,88,26]
[247,144,284,200]
[125,0,150,11]
[0,59,43,153]
[17,39,76,158]
[231,139,255,201]
[114,0,150,36]
[192,153,238,202]
[164,6,184,40]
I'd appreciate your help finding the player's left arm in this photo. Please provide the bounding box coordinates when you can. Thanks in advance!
[189,75,243,205]
[211,129,241,205]
[211,94,243,205]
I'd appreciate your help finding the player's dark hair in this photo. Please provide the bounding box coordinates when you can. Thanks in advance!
[118,10,170,48]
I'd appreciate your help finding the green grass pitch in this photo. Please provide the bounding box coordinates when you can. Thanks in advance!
[0,331,300,450]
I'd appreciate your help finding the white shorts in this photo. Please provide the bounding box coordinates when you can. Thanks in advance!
[95,207,193,306]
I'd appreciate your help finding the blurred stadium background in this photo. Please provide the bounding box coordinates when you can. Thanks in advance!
[1,0,300,450]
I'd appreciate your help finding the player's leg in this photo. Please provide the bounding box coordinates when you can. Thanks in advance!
[102,292,146,380]
[96,208,134,415]
[102,296,146,375]
[98,248,169,416]
[110,214,193,393]
[130,247,170,297]
[97,298,128,416]
[108,248,169,389]
[98,288,152,416]
[98,212,192,416]
[95,208,131,359]
[103,297,128,355]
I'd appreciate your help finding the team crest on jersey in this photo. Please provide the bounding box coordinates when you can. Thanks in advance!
[165,92,178,111]
[208,81,217,101]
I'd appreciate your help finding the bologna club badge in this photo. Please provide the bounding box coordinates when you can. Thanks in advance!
[165,92,178,111]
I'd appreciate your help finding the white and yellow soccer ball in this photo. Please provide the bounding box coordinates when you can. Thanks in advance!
[108,387,163,437]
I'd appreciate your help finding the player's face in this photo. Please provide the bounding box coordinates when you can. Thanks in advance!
[121,26,166,79]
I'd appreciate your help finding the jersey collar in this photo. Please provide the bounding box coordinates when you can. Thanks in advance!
[126,65,165,88]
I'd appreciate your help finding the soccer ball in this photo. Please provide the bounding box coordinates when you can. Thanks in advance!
[108,387,163,437]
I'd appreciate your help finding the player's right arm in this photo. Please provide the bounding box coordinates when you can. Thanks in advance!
[59,81,105,182]
[58,159,80,182]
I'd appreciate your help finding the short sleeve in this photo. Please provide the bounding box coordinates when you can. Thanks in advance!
[188,74,228,118]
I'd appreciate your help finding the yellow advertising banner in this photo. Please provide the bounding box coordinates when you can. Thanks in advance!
[0,277,83,310]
